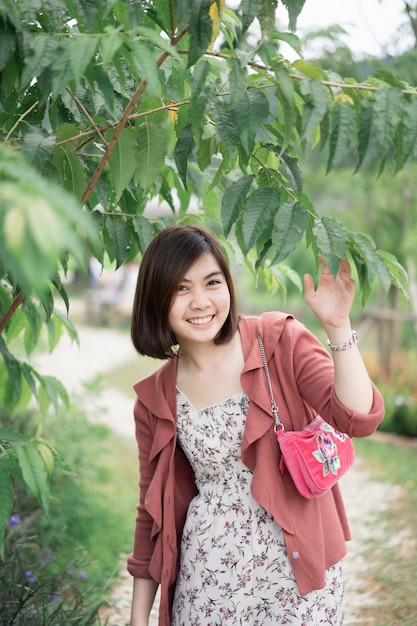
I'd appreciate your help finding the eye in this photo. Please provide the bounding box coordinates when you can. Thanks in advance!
[207,279,221,287]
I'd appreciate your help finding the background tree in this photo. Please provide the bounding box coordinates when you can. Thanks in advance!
[0,0,415,552]
[298,0,417,375]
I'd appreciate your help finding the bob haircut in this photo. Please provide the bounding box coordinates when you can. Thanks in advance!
[131,224,239,359]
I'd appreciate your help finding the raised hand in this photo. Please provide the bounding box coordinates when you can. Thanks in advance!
[303,257,356,330]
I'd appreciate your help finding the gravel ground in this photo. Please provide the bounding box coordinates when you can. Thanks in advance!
[33,323,405,626]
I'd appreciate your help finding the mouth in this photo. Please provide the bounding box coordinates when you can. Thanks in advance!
[187,315,214,326]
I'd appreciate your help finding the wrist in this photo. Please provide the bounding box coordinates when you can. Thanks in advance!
[327,329,358,351]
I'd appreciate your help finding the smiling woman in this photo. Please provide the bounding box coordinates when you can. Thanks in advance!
[127,224,384,626]
[167,255,231,345]
[130,225,239,359]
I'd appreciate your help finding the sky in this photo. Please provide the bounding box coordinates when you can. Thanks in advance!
[277,0,412,58]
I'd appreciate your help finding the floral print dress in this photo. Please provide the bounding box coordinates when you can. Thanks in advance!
[171,390,344,626]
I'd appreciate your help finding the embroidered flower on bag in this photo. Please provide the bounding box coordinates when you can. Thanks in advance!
[313,431,342,476]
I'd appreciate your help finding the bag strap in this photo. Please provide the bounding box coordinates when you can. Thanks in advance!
[257,332,284,432]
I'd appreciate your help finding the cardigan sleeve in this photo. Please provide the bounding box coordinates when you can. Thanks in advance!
[279,316,384,437]
[127,397,156,579]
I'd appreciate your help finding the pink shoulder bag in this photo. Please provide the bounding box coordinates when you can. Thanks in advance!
[258,333,355,499]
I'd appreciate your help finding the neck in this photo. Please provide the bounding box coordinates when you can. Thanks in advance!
[178,333,237,372]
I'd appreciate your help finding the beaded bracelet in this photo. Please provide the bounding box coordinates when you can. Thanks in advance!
[327,330,358,351]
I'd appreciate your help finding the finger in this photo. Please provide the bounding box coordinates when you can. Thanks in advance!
[318,255,332,275]
[339,258,351,275]
[303,273,315,301]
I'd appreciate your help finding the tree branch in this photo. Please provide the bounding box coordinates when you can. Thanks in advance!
[5,100,40,141]
[81,26,190,207]
[66,87,108,146]
[0,291,25,334]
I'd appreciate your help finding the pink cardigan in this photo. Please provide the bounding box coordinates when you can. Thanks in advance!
[127,312,384,626]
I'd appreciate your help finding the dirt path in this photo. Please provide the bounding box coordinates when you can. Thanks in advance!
[34,324,404,625]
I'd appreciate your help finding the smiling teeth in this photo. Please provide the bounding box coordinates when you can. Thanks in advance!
[188,316,213,325]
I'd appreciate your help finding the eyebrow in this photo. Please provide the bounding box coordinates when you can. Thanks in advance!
[181,270,224,283]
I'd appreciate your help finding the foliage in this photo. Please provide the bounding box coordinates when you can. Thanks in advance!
[1,513,101,626]
[0,402,138,624]
[0,412,73,561]
[0,0,415,554]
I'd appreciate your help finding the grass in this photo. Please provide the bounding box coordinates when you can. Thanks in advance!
[352,437,417,625]
[101,355,161,397]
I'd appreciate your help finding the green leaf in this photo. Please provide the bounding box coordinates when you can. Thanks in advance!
[132,216,155,254]
[22,299,42,356]
[348,233,374,305]
[241,187,281,253]
[281,0,305,31]
[265,144,304,195]
[135,26,182,61]
[127,39,161,96]
[372,87,402,155]
[326,101,356,172]
[174,124,195,189]
[272,62,296,150]
[53,144,87,201]
[21,362,38,398]
[104,216,132,268]
[38,287,54,323]
[228,58,248,109]
[395,97,417,172]
[108,127,138,200]
[355,101,378,172]
[136,121,167,190]
[313,217,349,277]
[50,38,76,98]
[0,468,13,559]
[189,77,212,136]
[69,33,99,84]
[377,250,410,304]
[16,441,50,513]
[221,175,255,236]
[234,86,270,154]
[299,79,329,142]
[211,100,240,161]
[271,31,302,57]
[240,0,262,33]
[4,306,26,343]
[258,0,278,35]
[188,0,212,67]
[52,308,79,344]
[196,136,217,172]
[0,336,21,399]
[100,26,123,67]
[373,69,406,90]
[22,131,56,172]
[173,0,193,28]
[271,201,308,264]
[21,33,59,87]
[34,372,69,414]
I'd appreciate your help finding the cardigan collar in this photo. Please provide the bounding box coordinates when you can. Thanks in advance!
[132,311,293,433]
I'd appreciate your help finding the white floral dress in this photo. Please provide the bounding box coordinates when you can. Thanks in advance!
[171,390,344,626]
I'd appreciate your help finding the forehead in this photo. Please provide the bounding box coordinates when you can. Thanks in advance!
[182,253,223,278]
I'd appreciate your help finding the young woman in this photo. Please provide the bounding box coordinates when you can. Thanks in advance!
[127,224,384,626]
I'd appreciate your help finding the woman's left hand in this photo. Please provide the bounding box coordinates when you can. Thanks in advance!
[303,256,356,330]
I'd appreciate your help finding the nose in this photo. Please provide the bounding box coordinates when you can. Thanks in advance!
[190,287,211,309]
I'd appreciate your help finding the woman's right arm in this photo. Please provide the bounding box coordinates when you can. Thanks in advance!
[130,577,159,626]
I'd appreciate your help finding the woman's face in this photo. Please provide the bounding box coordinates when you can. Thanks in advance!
[168,253,231,348]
